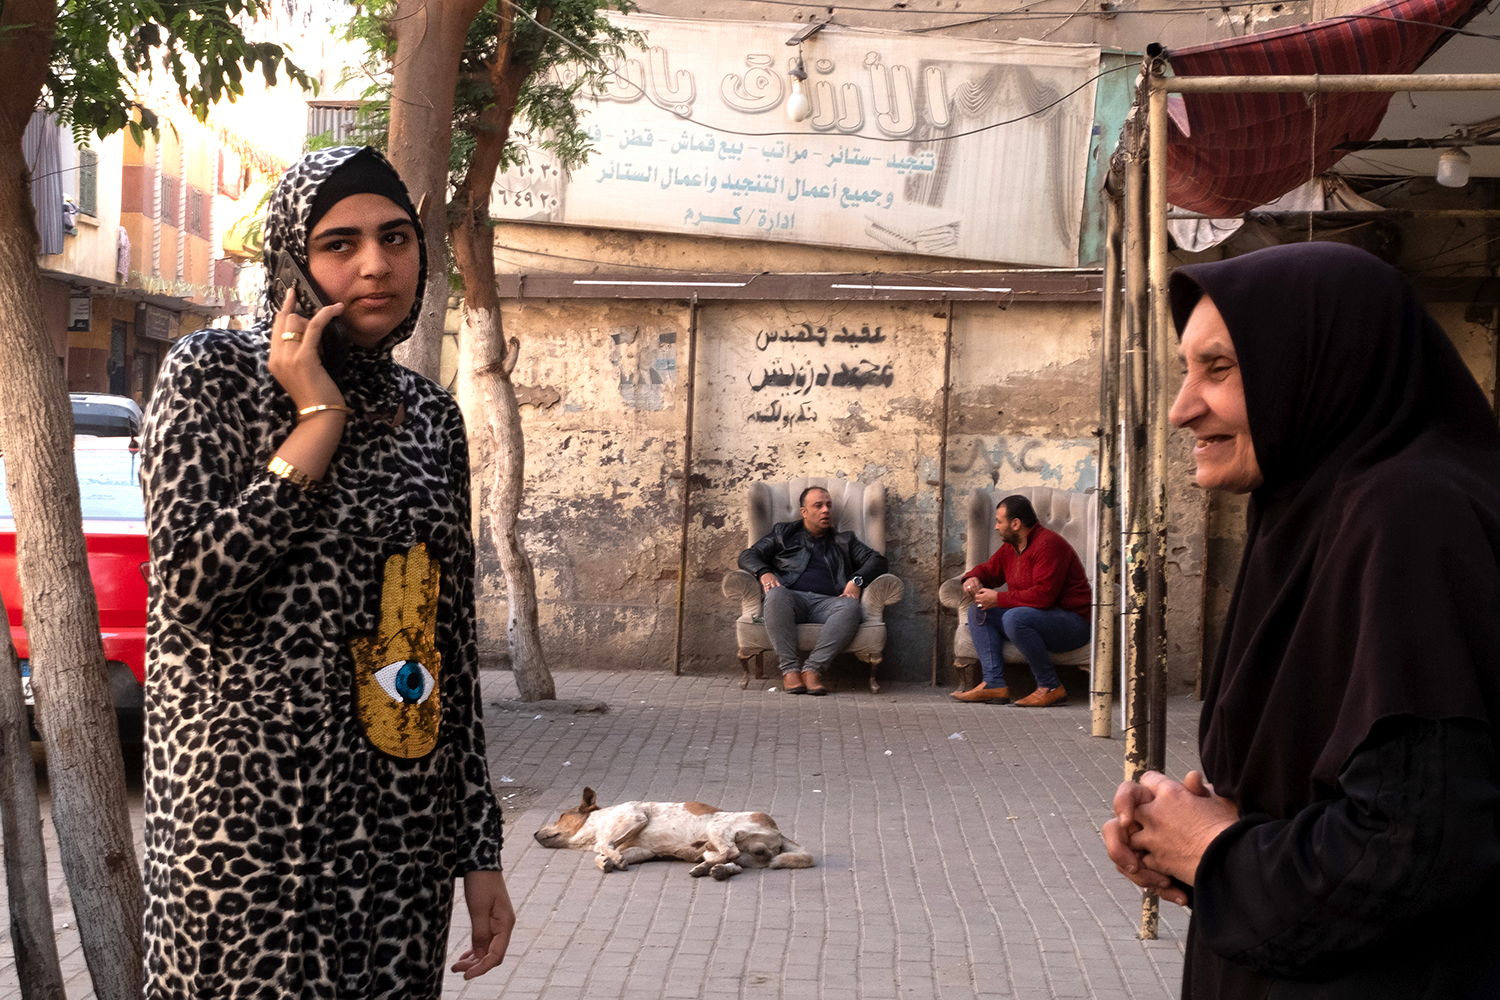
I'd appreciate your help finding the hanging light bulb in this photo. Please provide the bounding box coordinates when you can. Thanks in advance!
[1436,147,1471,188]
[788,78,811,123]
[787,51,811,123]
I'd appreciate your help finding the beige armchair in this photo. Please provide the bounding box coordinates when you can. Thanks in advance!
[722,478,904,692]
[938,486,1098,692]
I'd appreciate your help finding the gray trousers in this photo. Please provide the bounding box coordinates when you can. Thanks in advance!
[763,586,862,675]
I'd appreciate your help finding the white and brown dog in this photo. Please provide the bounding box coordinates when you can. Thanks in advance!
[534,788,815,880]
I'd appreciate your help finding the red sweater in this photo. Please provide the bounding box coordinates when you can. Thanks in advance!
[961,524,1092,620]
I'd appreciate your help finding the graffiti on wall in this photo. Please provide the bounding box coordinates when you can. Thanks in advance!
[947,435,1098,492]
[736,317,898,431]
[753,323,888,350]
[747,359,894,393]
[610,326,678,411]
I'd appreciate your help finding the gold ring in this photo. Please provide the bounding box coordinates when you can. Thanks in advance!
[281,331,304,342]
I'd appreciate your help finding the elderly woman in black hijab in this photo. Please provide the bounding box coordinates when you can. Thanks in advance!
[141,147,513,999]
[1101,242,1500,998]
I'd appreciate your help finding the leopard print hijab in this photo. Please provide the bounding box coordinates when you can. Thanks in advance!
[257,146,427,424]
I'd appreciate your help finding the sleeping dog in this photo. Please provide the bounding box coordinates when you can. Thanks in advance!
[534,787,815,880]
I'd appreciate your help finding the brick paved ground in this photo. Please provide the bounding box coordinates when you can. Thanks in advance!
[2,670,1203,1000]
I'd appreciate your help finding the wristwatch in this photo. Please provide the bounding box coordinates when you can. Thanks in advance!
[851,576,865,588]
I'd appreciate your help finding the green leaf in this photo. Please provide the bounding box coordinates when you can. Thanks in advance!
[44,0,314,140]
[339,0,647,185]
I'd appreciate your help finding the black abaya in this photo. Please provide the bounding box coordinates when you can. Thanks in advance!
[1168,243,1500,998]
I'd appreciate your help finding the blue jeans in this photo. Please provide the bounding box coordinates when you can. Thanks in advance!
[967,604,1090,690]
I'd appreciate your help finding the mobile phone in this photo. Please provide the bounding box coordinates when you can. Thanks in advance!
[272,249,350,383]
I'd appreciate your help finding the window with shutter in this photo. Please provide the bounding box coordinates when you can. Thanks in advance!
[78,148,98,217]
[160,175,179,227]
[186,187,204,237]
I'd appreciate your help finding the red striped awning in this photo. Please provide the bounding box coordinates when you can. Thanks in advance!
[1164,0,1489,215]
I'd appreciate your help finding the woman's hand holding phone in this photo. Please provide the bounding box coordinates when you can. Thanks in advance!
[269,288,350,485]
[270,287,347,410]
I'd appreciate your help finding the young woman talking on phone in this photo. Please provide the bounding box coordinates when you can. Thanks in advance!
[139,147,513,1000]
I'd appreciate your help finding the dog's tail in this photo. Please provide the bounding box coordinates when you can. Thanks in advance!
[769,837,815,869]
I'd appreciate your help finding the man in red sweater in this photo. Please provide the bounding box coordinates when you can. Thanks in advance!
[952,494,1092,707]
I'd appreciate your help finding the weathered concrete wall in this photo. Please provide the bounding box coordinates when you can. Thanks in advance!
[477,298,1103,684]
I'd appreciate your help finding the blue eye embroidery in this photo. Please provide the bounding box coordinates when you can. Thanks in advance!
[374,659,436,705]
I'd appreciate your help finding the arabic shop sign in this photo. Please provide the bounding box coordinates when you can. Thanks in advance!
[491,15,1101,267]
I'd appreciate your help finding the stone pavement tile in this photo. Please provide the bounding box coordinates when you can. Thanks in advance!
[703,975,744,991]
[496,975,549,993]
[4,672,1199,999]
[1050,977,1095,998]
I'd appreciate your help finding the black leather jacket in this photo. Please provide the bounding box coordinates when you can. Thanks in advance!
[738,520,887,591]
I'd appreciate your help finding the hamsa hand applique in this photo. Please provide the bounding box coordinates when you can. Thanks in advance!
[350,543,443,759]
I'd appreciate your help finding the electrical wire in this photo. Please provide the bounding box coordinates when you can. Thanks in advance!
[1405,224,1500,267]
[504,0,1130,144]
[659,0,1500,29]
[1337,152,1419,174]
[1037,0,1094,39]
[494,243,749,270]
[1331,10,1500,43]
[506,0,1499,147]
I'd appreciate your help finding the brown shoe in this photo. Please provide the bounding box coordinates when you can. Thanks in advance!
[950,682,1009,703]
[782,671,807,695]
[1015,685,1067,707]
[804,670,828,696]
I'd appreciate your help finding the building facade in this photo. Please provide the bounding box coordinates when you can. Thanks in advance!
[27,109,279,407]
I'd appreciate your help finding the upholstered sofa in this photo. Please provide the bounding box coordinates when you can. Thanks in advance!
[937,485,1098,691]
[722,477,903,692]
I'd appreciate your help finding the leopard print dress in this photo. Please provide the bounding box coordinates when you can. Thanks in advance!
[140,147,503,1000]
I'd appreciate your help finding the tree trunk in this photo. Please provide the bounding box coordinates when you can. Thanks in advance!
[393,264,452,385]
[0,635,65,1000]
[448,14,555,700]
[456,315,555,700]
[385,0,488,382]
[0,6,144,997]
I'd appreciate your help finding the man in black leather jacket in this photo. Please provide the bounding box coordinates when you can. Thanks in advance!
[738,486,888,695]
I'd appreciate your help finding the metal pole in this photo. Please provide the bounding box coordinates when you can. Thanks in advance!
[932,303,955,686]
[1129,67,1175,943]
[1492,304,1500,420]
[672,294,700,676]
[1092,193,1122,738]
[1123,133,1158,939]
[1146,74,1172,777]
[1169,208,1500,222]
[1165,72,1500,93]
[1118,63,1500,943]
[1121,118,1150,784]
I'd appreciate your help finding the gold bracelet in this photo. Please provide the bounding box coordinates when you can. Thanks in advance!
[268,455,319,490]
[297,403,353,420]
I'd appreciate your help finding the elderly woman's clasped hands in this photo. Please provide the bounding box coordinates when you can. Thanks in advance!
[1101,771,1241,908]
